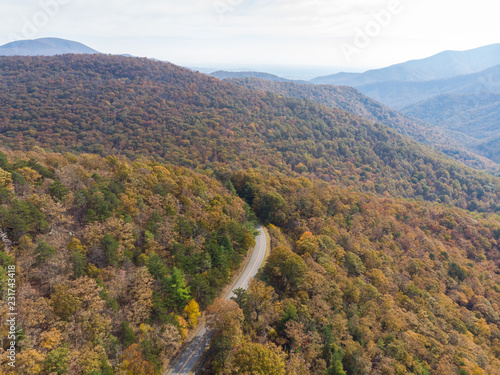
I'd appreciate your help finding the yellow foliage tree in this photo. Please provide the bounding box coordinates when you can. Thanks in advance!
[40,328,63,350]
[472,365,487,375]
[118,193,140,216]
[296,232,319,257]
[67,237,86,254]
[183,299,201,328]
[367,268,389,290]
[17,167,42,184]
[16,349,45,374]
[0,167,13,191]
[476,318,491,338]
[18,235,34,252]
[230,342,286,375]
[74,344,108,374]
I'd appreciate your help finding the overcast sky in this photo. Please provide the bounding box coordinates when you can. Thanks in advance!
[1,0,498,78]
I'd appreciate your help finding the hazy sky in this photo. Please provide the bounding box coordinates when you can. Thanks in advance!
[1,0,499,78]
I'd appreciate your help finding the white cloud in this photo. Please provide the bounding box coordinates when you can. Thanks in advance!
[0,0,498,71]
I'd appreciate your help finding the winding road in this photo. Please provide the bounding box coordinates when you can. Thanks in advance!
[165,226,268,375]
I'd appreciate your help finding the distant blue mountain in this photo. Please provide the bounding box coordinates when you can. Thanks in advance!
[403,91,500,138]
[312,43,500,86]
[0,38,99,56]
[309,44,500,164]
[210,70,306,83]
[358,64,500,109]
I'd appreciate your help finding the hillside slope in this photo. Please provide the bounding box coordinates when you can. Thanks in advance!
[356,64,500,110]
[354,66,500,163]
[403,92,500,136]
[0,55,498,212]
[0,149,255,373]
[224,77,498,172]
[0,55,499,375]
[199,169,500,375]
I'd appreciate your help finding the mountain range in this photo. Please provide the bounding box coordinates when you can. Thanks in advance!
[0,54,498,211]
[311,43,500,86]
[0,50,500,375]
[221,77,499,172]
[333,53,500,164]
[1,37,498,166]
[209,44,500,166]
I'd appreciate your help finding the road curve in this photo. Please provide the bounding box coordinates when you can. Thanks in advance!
[165,226,268,375]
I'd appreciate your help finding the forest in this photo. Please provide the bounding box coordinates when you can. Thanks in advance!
[0,149,255,374]
[0,55,499,374]
[0,55,498,213]
[221,77,499,173]
[200,169,500,374]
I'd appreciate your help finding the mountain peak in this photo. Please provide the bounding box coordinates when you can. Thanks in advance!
[0,37,99,56]
[312,43,500,86]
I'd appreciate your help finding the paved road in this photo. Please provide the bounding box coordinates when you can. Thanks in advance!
[165,226,268,375]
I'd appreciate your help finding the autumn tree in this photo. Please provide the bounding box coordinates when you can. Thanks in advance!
[0,167,13,191]
[51,284,81,321]
[125,267,154,328]
[40,328,63,350]
[228,342,286,375]
[344,251,365,276]
[237,279,282,337]
[206,298,245,370]
[119,343,154,375]
[44,346,69,375]
[16,349,46,374]
[183,299,201,328]
[296,231,319,257]
[264,246,307,291]
[67,238,87,278]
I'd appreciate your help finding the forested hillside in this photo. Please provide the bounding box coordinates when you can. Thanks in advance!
[322,64,500,166]
[0,55,498,212]
[308,46,500,169]
[223,77,498,172]
[0,55,499,375]
[0,149,255,374]
[199,170,500,374]
[402,91,500,164]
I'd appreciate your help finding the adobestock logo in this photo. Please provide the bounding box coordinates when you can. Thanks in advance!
[8,0,71,42]
[213,0,245,22]
[340,0,404,63]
